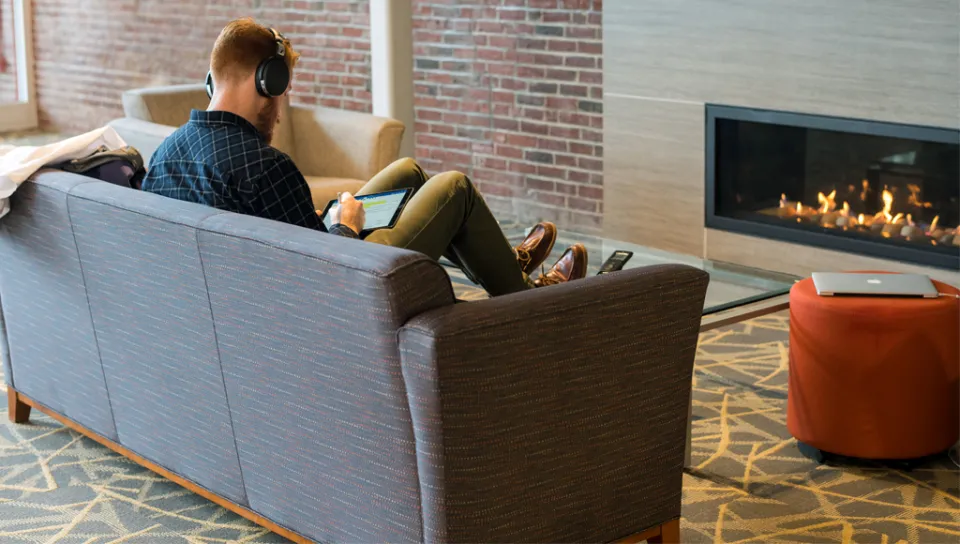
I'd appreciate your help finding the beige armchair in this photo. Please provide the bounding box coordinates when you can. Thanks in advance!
[108,84,405,208]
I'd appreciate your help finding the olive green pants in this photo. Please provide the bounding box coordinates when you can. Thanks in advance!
[360,158,529,296]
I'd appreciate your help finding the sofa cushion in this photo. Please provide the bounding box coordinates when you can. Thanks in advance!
[304,176,366,210]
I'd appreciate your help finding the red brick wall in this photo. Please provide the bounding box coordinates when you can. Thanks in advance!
[412,0,603,232]
[21,0,603,232]
[30,0,371,130]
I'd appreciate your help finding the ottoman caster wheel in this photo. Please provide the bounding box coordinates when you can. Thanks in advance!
[887,454,935,472]
[798,441,828,464]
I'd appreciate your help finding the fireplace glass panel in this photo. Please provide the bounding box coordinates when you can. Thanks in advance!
[707,106,960,269]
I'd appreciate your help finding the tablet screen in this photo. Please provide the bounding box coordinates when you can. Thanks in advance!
[322,189,410,231]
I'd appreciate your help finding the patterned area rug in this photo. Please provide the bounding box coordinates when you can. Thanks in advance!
[686,315,959,543]
[1,283,957,542]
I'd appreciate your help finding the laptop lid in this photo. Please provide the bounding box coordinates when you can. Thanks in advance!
[812,272,939,298]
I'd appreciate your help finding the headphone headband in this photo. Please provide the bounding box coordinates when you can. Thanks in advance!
[270,28,286,57]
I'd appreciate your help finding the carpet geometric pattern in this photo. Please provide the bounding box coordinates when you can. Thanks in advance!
[1,292,957,542]
[0,403,288,543]
[685,315,959,544]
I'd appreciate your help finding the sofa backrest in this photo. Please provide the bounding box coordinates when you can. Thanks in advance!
[68,180,249,503]
[194,210,453,542]
[0,173,118,440]
[0,171,455,542]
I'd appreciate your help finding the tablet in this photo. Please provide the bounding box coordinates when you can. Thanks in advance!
[318,188,413,234]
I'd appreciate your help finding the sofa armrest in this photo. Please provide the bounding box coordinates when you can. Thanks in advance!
[398,264,708,543]
[107,118,176,167]
[290,104,405,180]
[121,84,209,126]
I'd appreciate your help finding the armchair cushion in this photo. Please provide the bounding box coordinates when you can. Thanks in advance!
[290,105,404,180]
[122,84,210,127]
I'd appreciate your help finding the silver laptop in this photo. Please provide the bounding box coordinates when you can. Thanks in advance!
[812,272,939,298]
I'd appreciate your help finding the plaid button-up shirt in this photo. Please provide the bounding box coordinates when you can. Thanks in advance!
[142,109,356,238]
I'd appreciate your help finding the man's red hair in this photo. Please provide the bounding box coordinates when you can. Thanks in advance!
[210,18,300,85]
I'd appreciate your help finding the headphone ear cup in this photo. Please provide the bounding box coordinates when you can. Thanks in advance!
[256,58,290,98]
[205,71,214,99]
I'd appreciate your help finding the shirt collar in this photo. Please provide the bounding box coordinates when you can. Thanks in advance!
[189,110,263,140]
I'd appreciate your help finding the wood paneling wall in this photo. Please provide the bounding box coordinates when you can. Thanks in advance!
[604,99,706,255]
[603,0,960,273]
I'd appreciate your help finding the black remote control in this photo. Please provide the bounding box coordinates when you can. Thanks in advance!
[597,250,633,275]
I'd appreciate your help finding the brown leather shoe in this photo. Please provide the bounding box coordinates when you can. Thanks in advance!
[533,243,588,287]
[514,221,557,275]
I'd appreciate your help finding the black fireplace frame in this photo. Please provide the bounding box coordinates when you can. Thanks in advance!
[705,104,960,270]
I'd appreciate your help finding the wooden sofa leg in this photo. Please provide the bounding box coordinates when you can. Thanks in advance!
[7,388,31,423]
[649,519,680,543]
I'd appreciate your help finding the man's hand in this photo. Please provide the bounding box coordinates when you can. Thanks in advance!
[329,192,365,234]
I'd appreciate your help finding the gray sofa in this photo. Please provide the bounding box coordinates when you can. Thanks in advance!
[0,170,708,543]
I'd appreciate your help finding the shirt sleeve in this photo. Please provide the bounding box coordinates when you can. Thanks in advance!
[328,224,360,238]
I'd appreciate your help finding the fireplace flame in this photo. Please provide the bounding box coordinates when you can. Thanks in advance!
[817,190,837,213]
[881,189,894,222]
[907,183,933,209]
[770,184,944,245]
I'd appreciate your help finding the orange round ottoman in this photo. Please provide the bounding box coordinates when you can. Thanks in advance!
[787,273,960,460]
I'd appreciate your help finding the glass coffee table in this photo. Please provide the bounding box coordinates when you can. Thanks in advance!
[483,229,800,326]
[576,237,799,331]
[446,228,798,326]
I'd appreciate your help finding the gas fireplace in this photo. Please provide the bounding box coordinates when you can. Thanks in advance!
[706,105,960,269]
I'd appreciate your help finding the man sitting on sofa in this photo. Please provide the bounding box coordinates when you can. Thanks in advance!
[142,18,587,296]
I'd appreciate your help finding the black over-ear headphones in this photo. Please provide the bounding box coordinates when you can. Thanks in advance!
[205,28,290,99]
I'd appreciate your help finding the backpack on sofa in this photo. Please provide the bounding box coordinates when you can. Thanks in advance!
[54,145,146,190]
